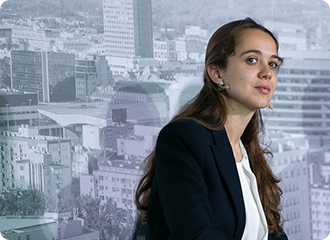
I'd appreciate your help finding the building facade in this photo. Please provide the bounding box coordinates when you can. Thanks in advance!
[0,125,72,209]
[310,149,330,240]
[75,55,110,101]
[103,0,153,58]
[0,89,38,129]
[262,50,330,135]
[0,217,99,240]
[11,50,75,102]
[270,133,313,240]
[80,159,141,218]
[153,39,176,65]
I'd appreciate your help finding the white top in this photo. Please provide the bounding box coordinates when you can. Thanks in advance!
[236,140,268,240]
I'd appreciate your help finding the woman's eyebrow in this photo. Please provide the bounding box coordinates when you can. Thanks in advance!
[239,49,283,61]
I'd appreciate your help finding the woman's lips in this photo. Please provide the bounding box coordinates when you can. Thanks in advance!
[255,86,270,94]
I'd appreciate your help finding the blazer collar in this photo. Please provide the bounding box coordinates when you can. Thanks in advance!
[210,128,246,240]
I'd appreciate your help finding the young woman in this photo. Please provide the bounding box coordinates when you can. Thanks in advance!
[135,18,288,240]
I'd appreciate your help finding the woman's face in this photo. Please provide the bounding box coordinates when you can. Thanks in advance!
[219,28,280,112]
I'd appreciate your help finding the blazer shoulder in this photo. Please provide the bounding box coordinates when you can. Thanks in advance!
[159,119,210,139]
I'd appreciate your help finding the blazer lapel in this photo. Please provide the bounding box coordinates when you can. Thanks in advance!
[210,128,245,240]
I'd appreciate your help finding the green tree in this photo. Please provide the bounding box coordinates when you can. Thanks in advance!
[131,213,147,240]
[79,195,101,230]
[98,198,134,240]
[62,194,136,240]
[0,189,47,216]
[20,189,47,215]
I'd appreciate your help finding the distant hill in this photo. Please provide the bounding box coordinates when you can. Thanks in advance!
[1,0,102,18]
[151,0,232,33]
[151,0,329,33]
[1,0,329,36]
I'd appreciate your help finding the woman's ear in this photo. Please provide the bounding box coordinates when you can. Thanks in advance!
[207,65,221,84]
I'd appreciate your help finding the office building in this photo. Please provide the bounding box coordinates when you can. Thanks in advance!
[103,0,153,58]
[262,50,330,135]
[11,50,75,102]
[75,55,111,101]
[0,89,38,129]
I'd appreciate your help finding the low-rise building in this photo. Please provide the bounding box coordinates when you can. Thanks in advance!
[0,216,99,240]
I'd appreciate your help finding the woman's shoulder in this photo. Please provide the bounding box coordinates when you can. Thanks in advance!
[157,118,213,146]
[160,119,209,135]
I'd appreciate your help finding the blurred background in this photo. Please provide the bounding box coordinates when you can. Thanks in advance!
[0,0,329,239]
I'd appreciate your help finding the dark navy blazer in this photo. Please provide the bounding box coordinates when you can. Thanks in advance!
[146,119,288,240]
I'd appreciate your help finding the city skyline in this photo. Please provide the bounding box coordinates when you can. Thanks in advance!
[0,0,330,240]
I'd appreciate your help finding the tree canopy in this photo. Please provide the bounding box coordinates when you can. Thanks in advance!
[0,189,47,216]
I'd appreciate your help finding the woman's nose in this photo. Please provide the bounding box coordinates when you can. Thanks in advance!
[258,63,272,80]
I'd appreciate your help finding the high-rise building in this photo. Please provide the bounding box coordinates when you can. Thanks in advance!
[262,50,330,135]
[11,50,75,102]
[103,0,153,58]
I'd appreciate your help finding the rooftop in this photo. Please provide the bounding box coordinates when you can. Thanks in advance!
[37,100,168,127]
[0,217,56,232]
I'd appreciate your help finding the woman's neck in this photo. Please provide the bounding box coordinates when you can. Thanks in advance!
[224,102,255,146]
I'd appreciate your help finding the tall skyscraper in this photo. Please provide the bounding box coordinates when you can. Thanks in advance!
[103,0,153,58]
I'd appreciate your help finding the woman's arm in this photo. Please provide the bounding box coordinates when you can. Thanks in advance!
[155,121,235,240]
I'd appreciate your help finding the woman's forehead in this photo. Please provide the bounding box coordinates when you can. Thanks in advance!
[234,29,278,55]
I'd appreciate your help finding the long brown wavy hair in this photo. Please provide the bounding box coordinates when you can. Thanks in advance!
[135,18,285,235]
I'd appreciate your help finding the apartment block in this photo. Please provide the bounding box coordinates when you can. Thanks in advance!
[270,133,312,240]
[80,159,141,218]
[0,125,72,210]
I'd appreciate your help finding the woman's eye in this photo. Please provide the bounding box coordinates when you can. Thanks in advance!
[269,62,278,69]
[246,58,257,64]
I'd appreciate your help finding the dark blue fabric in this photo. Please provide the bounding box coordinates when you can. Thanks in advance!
[146,119,288,240]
